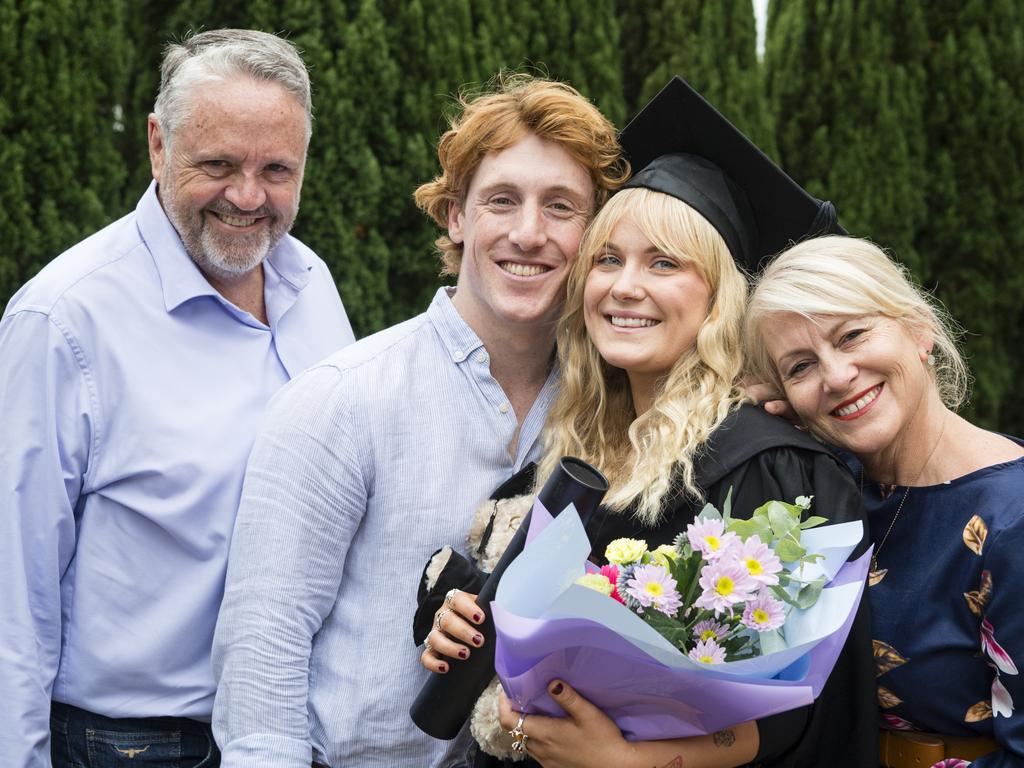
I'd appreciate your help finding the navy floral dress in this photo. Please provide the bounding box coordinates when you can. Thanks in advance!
[855,450,1024,767]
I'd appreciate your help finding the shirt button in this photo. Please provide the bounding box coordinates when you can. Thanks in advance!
[453,349,464,361]
[499,403,510,414]
[476,352,487,364]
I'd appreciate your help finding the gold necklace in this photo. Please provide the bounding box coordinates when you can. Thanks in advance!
[865,416,947,582]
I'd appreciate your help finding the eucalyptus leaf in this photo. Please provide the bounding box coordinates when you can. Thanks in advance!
[796,577,826,609]
[697,501,722,522]
[726,516,773,542]
[770,584,800,608]
[774,536,806,563]
[767,501,800,540]
[799,516,829,530]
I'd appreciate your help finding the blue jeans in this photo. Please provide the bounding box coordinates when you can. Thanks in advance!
[50,701,220,768]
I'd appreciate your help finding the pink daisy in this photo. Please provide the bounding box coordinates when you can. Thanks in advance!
[688,638,726,665]
[685,518,739,561]
[732,535,782,586]
[626,564,683,616]
[694,559,757,615]
[692,618,730,643]
[741,591,787,631]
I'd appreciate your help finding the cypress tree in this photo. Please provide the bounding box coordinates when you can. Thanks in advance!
[1,0,129,307]
[471,0,625,126]
[766,0,928,265]
[294,0,400,336]
[916,0,1024,429]
[379,0,481,322]
[616,1,768,147]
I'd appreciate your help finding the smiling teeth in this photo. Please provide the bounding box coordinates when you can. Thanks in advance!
[833,385,881,417]
[610,316,658,328]
[215,213,258,227]
[501,262,548,277]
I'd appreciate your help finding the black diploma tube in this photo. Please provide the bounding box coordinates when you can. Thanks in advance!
[410,456,609,739]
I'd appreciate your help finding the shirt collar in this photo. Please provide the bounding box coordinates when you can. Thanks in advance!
[135,181,314,314]
[427,287,485,363]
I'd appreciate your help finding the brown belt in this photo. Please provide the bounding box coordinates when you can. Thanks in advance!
[879,729,998,767]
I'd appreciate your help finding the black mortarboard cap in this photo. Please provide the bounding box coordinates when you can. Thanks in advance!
[620,77,844,273]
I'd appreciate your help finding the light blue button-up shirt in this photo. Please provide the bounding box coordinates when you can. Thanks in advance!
[0,183,354,767]
[212,287,557,767]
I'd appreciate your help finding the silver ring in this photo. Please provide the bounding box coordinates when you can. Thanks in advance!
[445,587,461,608]
[509,713,528,753]
[435,608,452,631]
[423,638,432,653]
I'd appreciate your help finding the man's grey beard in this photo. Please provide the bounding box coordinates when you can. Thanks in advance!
[159,171,297,281]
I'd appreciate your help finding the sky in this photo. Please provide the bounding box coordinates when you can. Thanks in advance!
[753,0,769,57]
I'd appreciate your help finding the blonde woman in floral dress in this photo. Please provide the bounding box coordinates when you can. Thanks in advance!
[745,235,1024,767]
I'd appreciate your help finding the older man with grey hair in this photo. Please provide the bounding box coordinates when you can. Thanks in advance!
[0,29,353,767]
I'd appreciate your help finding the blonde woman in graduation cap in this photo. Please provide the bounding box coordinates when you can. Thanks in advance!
[745,236,1024,767]
[421,79,876,768]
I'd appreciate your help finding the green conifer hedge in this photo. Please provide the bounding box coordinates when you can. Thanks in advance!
[2,1,1021,429]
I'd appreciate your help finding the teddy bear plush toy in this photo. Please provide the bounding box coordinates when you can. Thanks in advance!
[413,468,537,760]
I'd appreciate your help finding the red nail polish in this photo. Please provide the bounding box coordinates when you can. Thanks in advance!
[458,649,468,659]
[439,663,448,673]
[551,682,564,695]
[473,613,482,622]
[472,633,483,646]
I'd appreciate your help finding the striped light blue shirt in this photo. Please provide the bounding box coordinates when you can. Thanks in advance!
[212,287,557,767]
[0,182,354,767]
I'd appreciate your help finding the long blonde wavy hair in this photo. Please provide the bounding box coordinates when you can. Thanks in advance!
[538,187,750,524]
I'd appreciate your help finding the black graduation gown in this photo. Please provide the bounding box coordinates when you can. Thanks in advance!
[420,405,877,768]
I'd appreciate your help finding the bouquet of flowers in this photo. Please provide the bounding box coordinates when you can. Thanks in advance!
[490,496,870,740]
[577,495,830,667]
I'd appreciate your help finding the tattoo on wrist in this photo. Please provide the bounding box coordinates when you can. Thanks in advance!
[658,758,683,768]
[713,729,736,747]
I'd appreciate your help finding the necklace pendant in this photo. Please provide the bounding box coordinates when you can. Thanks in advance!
[868,567,888,586]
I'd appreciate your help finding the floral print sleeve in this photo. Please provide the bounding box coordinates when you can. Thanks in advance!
[968,510,1024,765]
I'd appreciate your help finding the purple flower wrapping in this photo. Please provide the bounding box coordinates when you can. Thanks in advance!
[492,502,870,740]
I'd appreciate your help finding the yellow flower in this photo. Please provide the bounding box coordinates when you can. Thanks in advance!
[651,544,677,569]
[575,573,614,596]
[604,538,647,565]
[714,575,735,597]
[644,580,664,597]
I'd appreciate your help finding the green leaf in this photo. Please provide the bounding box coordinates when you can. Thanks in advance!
[774,537,806,563]
[770,584,800,608]
[722,487,734,521]
[726,516,773,542]
[642,608,690,649]
[697,501,722,522]
[676,552,705,608]
[795,577,826,609]
[799,516,829,530]
[766,501,801,541]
